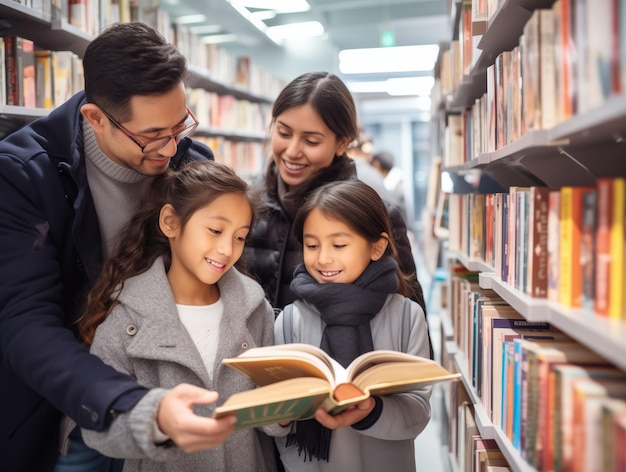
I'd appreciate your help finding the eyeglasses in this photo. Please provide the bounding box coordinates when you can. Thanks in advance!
[98,105,199,153]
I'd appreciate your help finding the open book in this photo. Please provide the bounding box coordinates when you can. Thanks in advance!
[213,343,460,429]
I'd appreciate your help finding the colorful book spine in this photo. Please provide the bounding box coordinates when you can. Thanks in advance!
[608,178,625,319]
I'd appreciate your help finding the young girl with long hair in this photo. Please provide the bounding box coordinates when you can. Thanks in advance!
[274,179,431,472]
[76,160,287,471]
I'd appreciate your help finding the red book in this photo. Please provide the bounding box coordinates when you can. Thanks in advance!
[595,179,612,316]
[4,36,23,106]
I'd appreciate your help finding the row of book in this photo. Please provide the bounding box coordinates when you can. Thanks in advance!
[3,0,286,101]
[447,177,626,321]
[1,36,82,109]
[193,136,265,181]
[456,397,512,471]
[448,266,626,471]
[187,88,271,136]
[441,0,626,167]
[56,0,286,100]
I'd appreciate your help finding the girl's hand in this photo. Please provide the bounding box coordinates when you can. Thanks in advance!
[313,397,376,430]
[156,383,236,452]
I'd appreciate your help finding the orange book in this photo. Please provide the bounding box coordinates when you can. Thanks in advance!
[559,186,595,307]
[608,178,625,319]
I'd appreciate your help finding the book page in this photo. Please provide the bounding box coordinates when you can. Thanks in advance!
[223,343,340,386]
[345,349,430,380]
[350,361,460,397]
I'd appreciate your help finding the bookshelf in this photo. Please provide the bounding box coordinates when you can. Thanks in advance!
[0,0,280,174]
[433,0,626,471]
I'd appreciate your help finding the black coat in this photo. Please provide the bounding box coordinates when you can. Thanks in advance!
[0,92,213,471]
[244,156,426,314]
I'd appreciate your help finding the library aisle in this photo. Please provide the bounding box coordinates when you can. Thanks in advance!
[413,238,447,471]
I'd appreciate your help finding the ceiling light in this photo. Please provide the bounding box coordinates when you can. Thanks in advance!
[202,34,238,44]
[266,21,324,42]
[346,76,435,96]
[238,0,310,13]
[251,11,277,21]
[175,14,207,25]
[339,44,439,74]
[190,24,222,35]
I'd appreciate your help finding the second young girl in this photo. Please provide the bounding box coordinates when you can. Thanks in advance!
[77,160,288,471]
[274,179,432,472]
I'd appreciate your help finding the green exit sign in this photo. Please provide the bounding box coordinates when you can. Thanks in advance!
[381,30,395,47]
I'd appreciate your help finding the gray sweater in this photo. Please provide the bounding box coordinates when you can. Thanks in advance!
[274,294,432,472]
[82,257,288,471]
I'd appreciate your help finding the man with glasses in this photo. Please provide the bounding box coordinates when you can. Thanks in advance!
[0,22,235,471]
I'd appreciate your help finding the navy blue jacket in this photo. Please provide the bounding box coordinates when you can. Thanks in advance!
[0,92,213,471]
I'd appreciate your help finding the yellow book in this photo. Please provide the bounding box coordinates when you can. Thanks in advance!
[212,343,460,430]
[609,178,625,319]
[559,186,594,307]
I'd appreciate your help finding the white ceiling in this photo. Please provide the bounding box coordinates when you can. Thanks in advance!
[161,0,452,85]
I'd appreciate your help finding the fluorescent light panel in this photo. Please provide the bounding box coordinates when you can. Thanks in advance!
[175,14,207,25]
[202,34,238,44]
[238,0,310,13]
[339,44,439,74]
[346,76,435,96]
[266,21,324,42]
[190,24,222,35]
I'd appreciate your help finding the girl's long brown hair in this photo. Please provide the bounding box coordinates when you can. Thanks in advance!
[78,160,254,346]
[292,179,418,297]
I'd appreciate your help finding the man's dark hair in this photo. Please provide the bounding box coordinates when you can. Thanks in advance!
[83,22,187,121]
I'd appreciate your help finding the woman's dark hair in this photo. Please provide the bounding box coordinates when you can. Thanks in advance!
[264,72,359,194]
[271,72,358,143]
[83,22,187,121]
[78,160,254,345]
[292,179,416,297]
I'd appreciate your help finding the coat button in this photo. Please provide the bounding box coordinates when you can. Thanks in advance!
[126,324,138,335]
[241,343,249,349]
[91,411,99,422]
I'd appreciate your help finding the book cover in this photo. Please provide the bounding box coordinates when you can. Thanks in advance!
[559,186,595,307]
[35,50,54,109]
[570,379,626,472]
[521,341,605,468]
[608,178,625,319]
[580,188,597,310]
[547,190,561,302]
[582,0,612,111]
[595,178,613,316]
[479,305,520,418]
[20,39,35,108]
[601,398,626,472]
[52,50,76,108]
[539,7,558,129]
[526,186,550,298]
[521,10,541,133]
[548,364,626,472]
[502,341,516,437]
[516,188,530,293]
[0,37,5,106]
[4,36,24,106]
[490,318,556,428]
[213,343,460,429]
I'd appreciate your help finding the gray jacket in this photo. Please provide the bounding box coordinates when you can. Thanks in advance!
[82,257,287,471]
[274,293,432,472]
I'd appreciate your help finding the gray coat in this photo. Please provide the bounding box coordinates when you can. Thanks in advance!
[274,293,432,472]
[82,257,287,471]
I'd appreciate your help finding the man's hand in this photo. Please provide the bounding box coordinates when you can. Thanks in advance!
[313,397,375,430]
[156,383,236,452]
